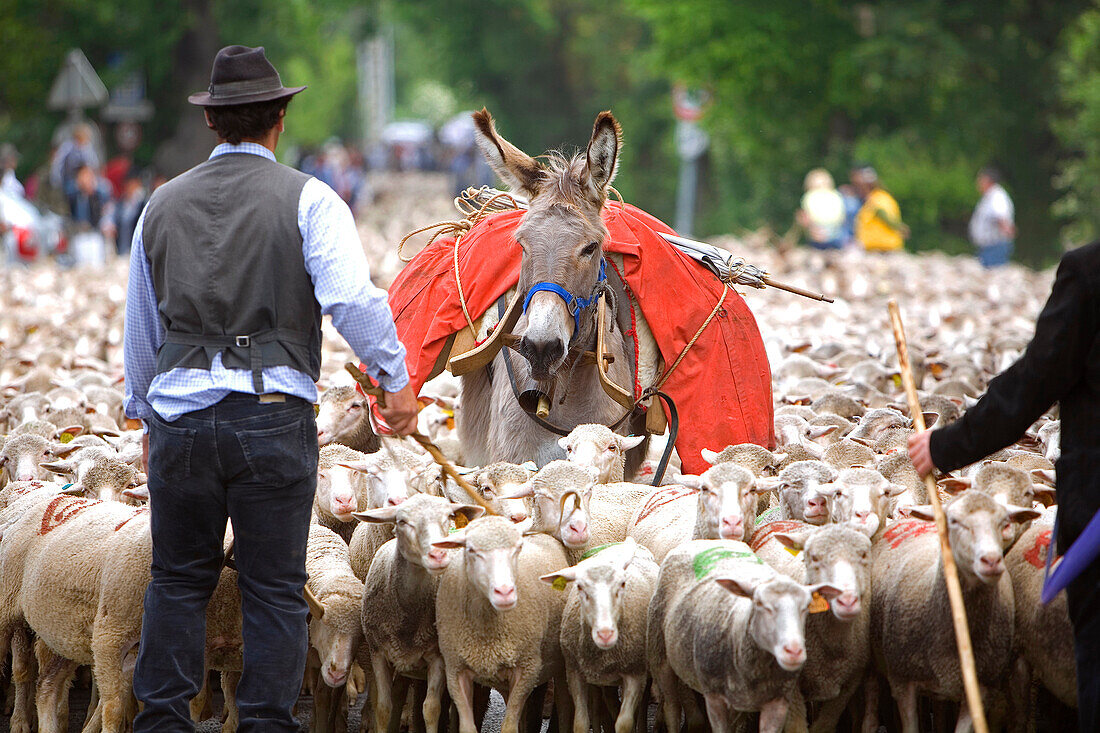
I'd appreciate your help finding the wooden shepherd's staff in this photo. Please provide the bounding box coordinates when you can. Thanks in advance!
[888,299,989,733]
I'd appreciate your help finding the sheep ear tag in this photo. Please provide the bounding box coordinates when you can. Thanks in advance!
[809,592,830,614]
[454,512,469,529]
[552,576,568,592]
[892,374,903,388]
[783,546,802,558]
[59,432,75,444]
[314,404,320,416]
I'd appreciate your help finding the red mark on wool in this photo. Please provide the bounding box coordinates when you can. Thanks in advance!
[883,519,937,550]
[1024,529,1052,570]
[749,520,806,553]
[39,495,99,535]
[114,506,149,532]
[636,485,696,523]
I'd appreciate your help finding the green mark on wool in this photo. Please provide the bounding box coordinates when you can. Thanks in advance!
[693,546,761,580]
[755,507,782,526]
[581,542,622,560]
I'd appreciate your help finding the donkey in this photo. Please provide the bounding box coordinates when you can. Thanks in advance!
[458,109,647,475]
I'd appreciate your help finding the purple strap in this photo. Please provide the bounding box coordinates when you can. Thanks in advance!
[1042,507,1100,604]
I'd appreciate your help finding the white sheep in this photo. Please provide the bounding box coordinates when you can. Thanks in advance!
[431,515,571,733]
[559,424,645,483]
[647,539,841,732]
[869,490,1039,732]
[628,463,771,563]
[355,493,484,733]
[540,538,658,733]
[316,385,380,454]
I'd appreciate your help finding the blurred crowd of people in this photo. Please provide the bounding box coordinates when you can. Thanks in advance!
[2,112,493,268]
[796,163,1015,268]
[1,122,156,267]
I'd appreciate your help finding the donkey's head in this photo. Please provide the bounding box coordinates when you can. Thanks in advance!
[473,109,621,380]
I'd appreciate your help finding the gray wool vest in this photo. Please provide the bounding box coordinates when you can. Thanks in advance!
[142,152,321,392]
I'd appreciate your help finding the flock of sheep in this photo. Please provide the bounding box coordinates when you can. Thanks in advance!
[0,231,1076,733]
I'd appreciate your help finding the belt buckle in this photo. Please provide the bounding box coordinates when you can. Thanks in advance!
[235,335,250,347]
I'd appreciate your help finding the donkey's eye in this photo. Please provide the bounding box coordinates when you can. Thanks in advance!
[581,242,599,257]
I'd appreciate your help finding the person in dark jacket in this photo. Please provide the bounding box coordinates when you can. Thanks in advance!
[909,240,1100,731]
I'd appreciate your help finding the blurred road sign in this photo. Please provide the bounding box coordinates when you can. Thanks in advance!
[673,83,712,122]
[676,120,710,161]
[48,49,108,112]
[103,72,154,123]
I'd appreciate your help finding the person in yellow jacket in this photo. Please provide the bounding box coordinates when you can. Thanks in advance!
[853,165,909,251]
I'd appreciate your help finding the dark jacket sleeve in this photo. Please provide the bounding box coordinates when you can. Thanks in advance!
[930,250,1095,472]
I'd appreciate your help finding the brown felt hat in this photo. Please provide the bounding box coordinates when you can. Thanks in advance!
[188,45,306,107]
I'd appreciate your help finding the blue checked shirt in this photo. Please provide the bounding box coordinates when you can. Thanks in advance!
[123,143,409,425]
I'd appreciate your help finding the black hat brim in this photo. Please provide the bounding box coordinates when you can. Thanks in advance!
[188,84,307,107]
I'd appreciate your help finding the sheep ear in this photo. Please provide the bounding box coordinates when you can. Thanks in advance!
[60,425,84,438]
[540,566,578,586]
[62,482,85,496]
[905,505,936,521]
[807,425,838,440]
[498,481,534,500]
[337,460,374,474]
[770,452,788,467]
[1030,468,1056,485]
[848,437,873,448]
[751,476,782,494]
[1006,505,1042,524]
[304,585,326,619]
[677,474,704,491]
[921,412,940,428]
[618,435,645,451]
[122,486,149,502]
[883,482,907,498]
[714,575,757,599]
[353,506,400,524]
[774,531,810,552]
[938,477,971,495]
[557,436,572,451]
[700,448,721,465]
[1030,485,1057,507]
[432,530,467,549]
[451,505,486,523]
[520,461,538,472]
[514,517,535,535]
[472,108,542,197]
[40,460,73,474]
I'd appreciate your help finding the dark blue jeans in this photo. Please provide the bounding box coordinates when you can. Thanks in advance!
[133,393,318,732]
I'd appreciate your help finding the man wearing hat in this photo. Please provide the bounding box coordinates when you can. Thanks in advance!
[123,45,418,731]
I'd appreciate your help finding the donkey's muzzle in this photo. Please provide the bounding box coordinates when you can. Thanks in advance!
[517,335,564,380]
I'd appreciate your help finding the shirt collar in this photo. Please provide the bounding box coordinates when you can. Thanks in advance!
[209,142,276,163]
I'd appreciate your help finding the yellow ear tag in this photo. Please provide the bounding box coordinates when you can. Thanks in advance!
[809,592,830,614]
[552,576,568,592]
[59,432,74,444]
[892,374,903,388]
[454,512,469,529]
[784,546,801,558]
[314,404,320,416]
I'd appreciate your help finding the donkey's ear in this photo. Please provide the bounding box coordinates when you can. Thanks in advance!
[584,111,621,197]
[472,108,542,198]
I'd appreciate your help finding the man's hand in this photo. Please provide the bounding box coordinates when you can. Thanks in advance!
[379,384,419,436]
[907,430,935,477]
[142,432,149,473]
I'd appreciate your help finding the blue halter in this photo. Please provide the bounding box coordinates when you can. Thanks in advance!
[522,259,607,340]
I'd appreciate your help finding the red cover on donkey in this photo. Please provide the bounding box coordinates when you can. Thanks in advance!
[383,201,774,476]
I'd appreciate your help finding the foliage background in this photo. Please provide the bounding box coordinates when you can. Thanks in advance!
[3,0,1100,267]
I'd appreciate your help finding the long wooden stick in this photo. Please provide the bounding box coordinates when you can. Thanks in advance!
[888,299,988,733]
[344,363,495,515]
